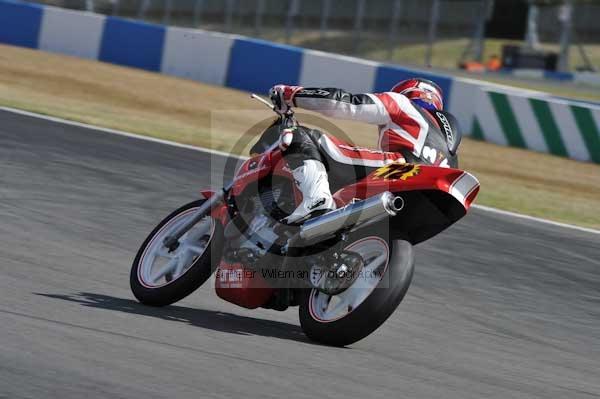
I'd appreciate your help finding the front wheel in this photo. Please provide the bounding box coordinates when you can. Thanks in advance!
[130,199,224,307]
[299,230,414,346]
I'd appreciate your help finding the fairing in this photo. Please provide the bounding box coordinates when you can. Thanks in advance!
[332,163,480,244]
[333,163,479,209]
[231,149,292,197]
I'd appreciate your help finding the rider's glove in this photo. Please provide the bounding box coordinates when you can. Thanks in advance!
[269,84,303,114]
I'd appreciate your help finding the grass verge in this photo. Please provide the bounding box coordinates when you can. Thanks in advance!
[1,44,599,229]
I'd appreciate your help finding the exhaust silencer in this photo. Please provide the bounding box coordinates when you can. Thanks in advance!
[299,191,403,242]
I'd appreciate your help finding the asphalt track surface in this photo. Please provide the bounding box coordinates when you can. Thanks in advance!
[1,109,599,399]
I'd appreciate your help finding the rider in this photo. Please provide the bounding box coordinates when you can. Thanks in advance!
[269,78,459,224]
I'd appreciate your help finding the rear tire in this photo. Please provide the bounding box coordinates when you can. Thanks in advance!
[130,199,224,307]
[299,230,414,347]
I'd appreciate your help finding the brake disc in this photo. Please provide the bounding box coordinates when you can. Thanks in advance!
[310,250,364,296]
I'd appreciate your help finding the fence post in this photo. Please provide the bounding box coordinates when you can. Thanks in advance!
[473,0,491,62]
[285,0,300,44]
[85,0,94,12]
[138,0,150,19]
[193,0,204,27]
[557,0,573,72]
[163,0,172,25]
[387,0,402,60]
[576,41,594,71]
[255,0,265,37]
[525,0,540,50]
[425,0,440,66]
[112,0,120,16]
[320,0,331,40]
[225,0,235,32]
[353,0,366,54]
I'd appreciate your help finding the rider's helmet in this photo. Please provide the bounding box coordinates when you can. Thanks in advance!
[391,78,444,112]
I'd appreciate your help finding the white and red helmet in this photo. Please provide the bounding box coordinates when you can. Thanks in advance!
[391,78,444,111]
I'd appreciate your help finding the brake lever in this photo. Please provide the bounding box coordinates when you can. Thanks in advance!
[250,93,275,110]
[250,93,297,127]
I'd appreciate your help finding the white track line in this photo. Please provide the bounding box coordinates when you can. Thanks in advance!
[0,106,239,160]
[2,105,599,236]
[473,205,600,235]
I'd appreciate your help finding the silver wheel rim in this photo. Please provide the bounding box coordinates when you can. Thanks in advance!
[138,207,215,288]
[308,237,390,323]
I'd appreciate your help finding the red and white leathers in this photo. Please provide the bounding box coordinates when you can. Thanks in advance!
[273,85,432,158]
[269,84,443,224]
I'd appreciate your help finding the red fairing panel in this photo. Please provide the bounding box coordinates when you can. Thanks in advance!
[333,163,480,210]
[198,190,230,225]
[211,204,230,226]
[446,171,480,209]
[200,190,216,198]
[231,149,292,197]
[231,154,274,196]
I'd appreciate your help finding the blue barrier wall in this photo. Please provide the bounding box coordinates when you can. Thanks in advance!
[374,65,453,102]
[0,0,43,49]
[226,38,304,93]
[99,17,165,72]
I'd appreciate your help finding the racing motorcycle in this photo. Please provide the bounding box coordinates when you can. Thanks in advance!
[130,94,480,347]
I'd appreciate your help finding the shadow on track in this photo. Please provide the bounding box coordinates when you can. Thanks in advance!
[35,292,309,343]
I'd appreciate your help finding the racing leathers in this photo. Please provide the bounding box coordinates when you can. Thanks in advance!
[271,85,458,224]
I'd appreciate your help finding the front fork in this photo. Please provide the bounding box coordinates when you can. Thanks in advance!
[162,183,232,252]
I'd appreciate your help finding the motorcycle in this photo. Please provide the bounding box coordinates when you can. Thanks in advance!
[130,94,480,346]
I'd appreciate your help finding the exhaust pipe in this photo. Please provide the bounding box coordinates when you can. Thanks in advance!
[299,191,403,242]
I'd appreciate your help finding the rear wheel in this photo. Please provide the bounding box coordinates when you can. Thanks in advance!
[130,199,224,307]
[299,230,414,346]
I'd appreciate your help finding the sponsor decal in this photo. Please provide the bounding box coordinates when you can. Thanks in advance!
[436,112,454,144]
[373,162,420,181]
[309,198,326,210]
[217,268,243,288]
[299,89,330,97]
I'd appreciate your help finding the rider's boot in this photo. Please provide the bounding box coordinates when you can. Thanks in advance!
[284,159,336,224]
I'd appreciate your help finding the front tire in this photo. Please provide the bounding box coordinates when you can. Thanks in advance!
[130,199,224,307]
[299,230,414,346]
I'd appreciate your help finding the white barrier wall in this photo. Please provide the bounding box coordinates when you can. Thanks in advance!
[299,50,378,94]
[471,87,600,163]
[447,79,480,134]
[39,7,105,60]
[161,27,235,86]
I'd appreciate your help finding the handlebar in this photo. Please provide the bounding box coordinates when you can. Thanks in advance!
[250,93,273,109]
[250,93,298,129]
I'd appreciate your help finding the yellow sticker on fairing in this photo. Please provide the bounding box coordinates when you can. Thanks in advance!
[373,163,420,181]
